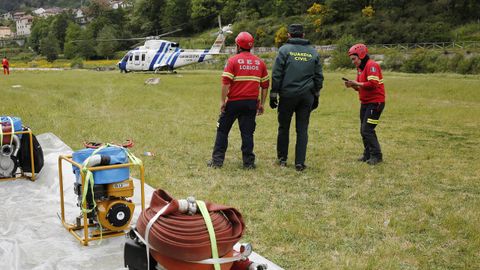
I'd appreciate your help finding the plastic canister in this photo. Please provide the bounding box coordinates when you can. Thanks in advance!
[72,146,130,184]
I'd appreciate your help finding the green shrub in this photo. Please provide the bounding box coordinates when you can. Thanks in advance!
[329,34,358,70]
[447,53,464,73]
[434,55,450,73]
[401,49,440,73]
[70,57,84,69]
[457,55,480,74]
[383,50,405,71]
[470,56,480,74]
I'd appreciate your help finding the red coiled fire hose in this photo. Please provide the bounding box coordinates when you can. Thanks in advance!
[136,189,246,270]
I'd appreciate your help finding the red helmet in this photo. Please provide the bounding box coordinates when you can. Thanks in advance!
[235,32,254,50]
[348,43,368,59]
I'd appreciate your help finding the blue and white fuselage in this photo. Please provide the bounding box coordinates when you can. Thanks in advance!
[118,25,231,72]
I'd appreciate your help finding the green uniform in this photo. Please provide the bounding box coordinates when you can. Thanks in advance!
[271,38,324,167]
[271,38,323,98]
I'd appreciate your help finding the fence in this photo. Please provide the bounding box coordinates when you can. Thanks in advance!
[225,41,480,54]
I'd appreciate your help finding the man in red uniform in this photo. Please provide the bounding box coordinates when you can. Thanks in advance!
[208,32,269,169]
[344,44,385,165]
[2,57,9,75]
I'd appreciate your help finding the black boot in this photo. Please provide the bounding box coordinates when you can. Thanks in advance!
[366,154,383,165]
[357,155,369,162]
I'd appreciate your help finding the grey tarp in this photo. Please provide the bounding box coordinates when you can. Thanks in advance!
[0,133,282,270]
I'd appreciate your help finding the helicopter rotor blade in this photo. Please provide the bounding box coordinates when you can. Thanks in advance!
[71,28,182,43]
[151,28,182,39]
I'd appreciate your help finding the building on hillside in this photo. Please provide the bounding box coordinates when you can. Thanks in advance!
[33,8,46,16]
[1,12,13,20]
[110,1,132,9]
[16,15,33,37]
[13,12,26,20]
[0,26,12,39]
[42,7,65,17]
[73,8,87,25]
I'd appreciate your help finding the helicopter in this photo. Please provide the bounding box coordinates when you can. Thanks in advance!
[118,19,233,73]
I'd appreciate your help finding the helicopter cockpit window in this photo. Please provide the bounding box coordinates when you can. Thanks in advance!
[129,55,133,61]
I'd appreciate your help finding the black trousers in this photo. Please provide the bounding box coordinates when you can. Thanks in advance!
[277,92,314,165]
[360,102,385,159]
[211,99,257,166]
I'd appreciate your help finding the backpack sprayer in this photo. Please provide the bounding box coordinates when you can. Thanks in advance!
[0,116,43,181]
[58,142,145,246]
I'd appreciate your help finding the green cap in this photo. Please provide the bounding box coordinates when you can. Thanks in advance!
[288,24,304,35]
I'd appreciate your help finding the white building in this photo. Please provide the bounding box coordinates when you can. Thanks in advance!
[110,1,132,9]
[73,8,87,24]
[16,15,33,36]
[13,12,26,20]
[33,8,46,16]
[0,26,12,39]
[1,12,13,20]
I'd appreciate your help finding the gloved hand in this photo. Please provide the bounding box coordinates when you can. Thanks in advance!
[311,96,319,111]
[269,96,278,109]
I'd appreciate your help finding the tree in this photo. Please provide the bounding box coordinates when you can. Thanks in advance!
[161,0,192,32]
[96,25,119,59]
[50,12,73,51]
[28,17,51,53]
[78,29,96,59]
[361,5,374,17]
[190,0,221,31]
[274,26,288,48]
[64,22,82,59]
[40,33,60,62]
[131,0,166,35]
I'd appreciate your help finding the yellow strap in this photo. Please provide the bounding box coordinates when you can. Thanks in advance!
[197,200,221,270]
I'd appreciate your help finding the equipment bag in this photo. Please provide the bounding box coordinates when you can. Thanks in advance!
[18,129,44,173]
[72,146,130,184]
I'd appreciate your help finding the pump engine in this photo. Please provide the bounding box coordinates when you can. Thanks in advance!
[0,122,20,178]
[74,179,135,231]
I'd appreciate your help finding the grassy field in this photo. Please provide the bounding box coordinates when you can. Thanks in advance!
[1,69,479,269]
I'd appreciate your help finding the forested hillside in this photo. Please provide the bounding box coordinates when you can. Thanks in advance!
[7,0,480,74]
[124,0,480,45]
[0,0,81,12]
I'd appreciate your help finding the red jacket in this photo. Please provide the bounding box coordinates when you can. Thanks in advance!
[2,58,8,67]
[221,52,269,102]
[356,59,385,104]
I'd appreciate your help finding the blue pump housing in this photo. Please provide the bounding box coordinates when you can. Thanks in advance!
[0,116,23,138]
[72,146,130,184]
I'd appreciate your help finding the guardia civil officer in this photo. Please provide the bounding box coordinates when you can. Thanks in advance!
[270,24,323,171]
[344,44,386,165]
[207,32,269,169]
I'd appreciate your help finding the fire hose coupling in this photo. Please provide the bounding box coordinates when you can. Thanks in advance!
[85,154,111,167]
[1,135,20,157]
[178,196,197,215]
[249,262,268,270]
[239,243,253,259]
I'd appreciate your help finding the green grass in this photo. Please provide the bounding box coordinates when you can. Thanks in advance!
[1,70,479,269]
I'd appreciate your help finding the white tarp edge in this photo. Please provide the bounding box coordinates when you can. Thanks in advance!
[0,133,283,270]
